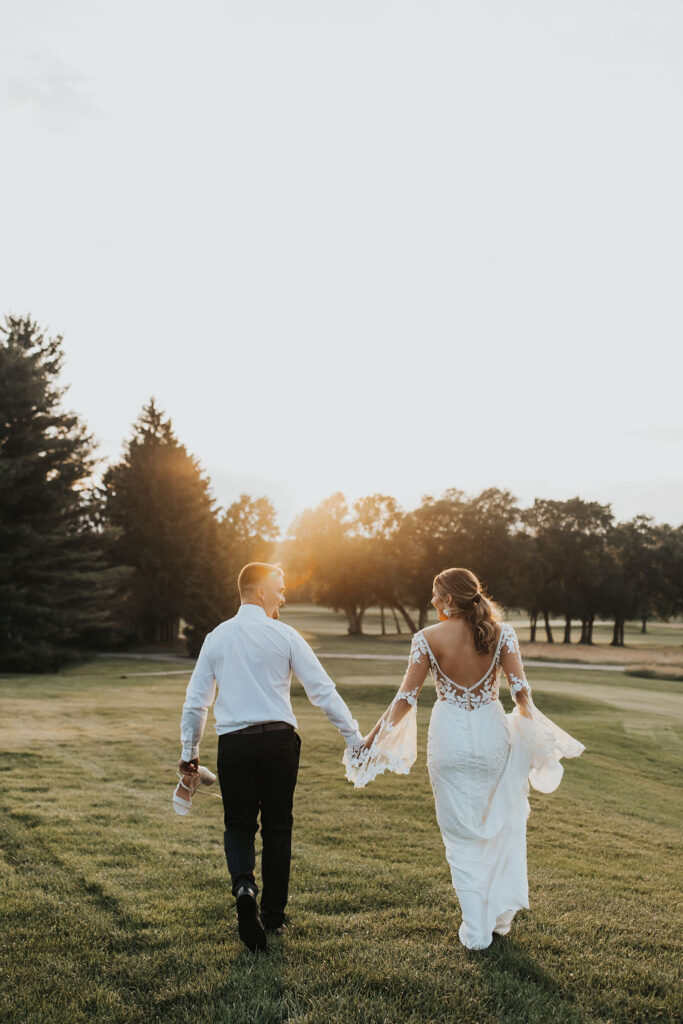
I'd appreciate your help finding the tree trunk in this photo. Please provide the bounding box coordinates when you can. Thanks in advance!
[380,606,386,636]
[641,616,647,634]
[391,606,402,634]
[529,613,538,643]
[611,617,623,646]
[345,608,363,635]
[394,602,418,633]
[418,604,430,629]
[563,616,572,644]
[578,618,594,645]
[543,610,554,643]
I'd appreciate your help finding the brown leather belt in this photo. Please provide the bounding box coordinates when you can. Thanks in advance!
[232,721,293,735]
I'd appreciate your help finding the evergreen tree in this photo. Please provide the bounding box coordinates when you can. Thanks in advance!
[102,398,228,649]
[0,315,122,671]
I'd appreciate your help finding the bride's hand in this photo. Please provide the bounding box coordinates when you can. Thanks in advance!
[351,734,373,754]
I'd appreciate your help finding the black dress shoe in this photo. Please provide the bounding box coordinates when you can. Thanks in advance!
[235,886,267,952]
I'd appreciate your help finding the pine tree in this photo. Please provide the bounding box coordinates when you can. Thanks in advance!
[102,398,233,649]
[0,315,122,671]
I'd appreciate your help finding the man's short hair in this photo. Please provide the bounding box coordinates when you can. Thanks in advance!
[238,562,284,596]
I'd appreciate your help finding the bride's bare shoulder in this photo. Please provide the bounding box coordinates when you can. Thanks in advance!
[421,622,443,637]
[422,621,462,639]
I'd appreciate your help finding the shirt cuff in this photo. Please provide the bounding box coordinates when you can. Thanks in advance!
[181,743,199,762]
[345,730,364,748]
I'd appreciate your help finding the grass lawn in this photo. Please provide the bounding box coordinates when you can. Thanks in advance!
[1,620,682,1023]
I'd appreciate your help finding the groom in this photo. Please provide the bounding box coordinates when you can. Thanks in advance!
[178,562,362,951]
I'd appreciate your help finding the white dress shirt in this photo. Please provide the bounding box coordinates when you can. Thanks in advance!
[179,603,362,761]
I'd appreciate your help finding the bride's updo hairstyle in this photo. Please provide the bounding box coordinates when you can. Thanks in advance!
[434,567,502,655]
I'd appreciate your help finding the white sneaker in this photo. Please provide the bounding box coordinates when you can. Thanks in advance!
[172,765,217,816]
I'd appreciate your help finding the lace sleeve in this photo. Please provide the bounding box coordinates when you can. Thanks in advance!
[497,622,585,793]
[342,633,430,788]
[499,625,532,707]
[384,631,431,721]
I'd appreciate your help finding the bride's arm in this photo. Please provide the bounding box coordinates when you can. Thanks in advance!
[360,634,431,748]
[499,625,533,719]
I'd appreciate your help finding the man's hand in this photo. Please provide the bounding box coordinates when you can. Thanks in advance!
[178,757,199,774]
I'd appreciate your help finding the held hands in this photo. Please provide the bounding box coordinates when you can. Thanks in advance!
[343,734,374,774]
[356,718,385,753]
[354,734,375,754]
[346,717,385,762]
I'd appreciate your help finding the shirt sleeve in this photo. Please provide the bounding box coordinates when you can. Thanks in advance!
[288,630,362,745]
[499,625,532,704]
[179,633,217,761]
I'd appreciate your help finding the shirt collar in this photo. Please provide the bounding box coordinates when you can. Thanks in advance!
[237,603,269,620]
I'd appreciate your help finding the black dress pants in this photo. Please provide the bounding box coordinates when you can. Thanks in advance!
[216,727,301,927]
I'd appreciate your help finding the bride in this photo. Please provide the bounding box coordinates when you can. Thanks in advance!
[343,567,585,951]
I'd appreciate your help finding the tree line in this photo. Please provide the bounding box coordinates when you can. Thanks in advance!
[283,490,683,644]
[1,315,682,672]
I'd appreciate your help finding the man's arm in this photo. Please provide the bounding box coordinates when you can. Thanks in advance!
[289,630,362,745]
[179,633,217,762]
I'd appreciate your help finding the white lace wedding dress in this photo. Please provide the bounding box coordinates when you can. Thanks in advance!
[343,623,585,950]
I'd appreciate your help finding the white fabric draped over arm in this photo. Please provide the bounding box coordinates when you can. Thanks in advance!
[343,633,430,788]
[500,624,585,793]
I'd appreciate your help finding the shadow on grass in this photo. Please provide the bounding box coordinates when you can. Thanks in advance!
[471,931,584,1024]
[0,796,286,1024]
[148,943,287,1024]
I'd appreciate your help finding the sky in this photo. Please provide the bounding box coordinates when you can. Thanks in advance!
[2,0,682,534]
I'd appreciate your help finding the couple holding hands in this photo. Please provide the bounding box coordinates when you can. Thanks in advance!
[176,562,583,953]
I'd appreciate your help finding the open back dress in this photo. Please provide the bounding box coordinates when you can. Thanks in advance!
[343,623,585,950]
